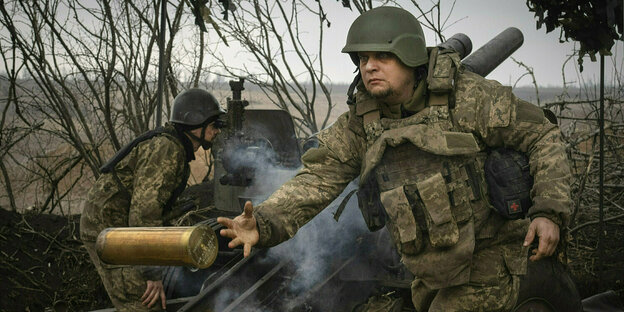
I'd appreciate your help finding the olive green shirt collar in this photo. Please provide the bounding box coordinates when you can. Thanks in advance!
[379,79,428,119]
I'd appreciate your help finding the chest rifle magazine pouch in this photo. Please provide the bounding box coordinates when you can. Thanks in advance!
[484,148,533,219]
[416,172,459,248]
[357,175,387,232]
[380,186,424,255]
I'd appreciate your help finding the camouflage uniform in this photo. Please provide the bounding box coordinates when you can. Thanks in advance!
[253,50,572,311]
[80,123,193,312]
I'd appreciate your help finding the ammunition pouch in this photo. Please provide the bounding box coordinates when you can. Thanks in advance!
[357,175,386,232]
[484,148,533,219]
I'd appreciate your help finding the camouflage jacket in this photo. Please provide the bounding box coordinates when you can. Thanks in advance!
[80,124,193,280]
[80,123,193,242]
[254,59,572,250]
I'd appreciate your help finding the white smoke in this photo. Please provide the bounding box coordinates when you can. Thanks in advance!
[266,180,369,290]
[208,125,378,310]
[205,176,373,311]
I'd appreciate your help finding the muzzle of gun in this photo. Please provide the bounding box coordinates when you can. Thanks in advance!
[95,225,218,269]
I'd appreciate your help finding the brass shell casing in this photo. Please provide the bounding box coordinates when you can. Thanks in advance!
[95,225,218,269]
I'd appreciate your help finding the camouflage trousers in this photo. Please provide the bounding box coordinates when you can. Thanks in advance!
[357,277,518,312]
[410,273,519,312]
[84,241,163,312]
[412,242,521,312]
[357,243,521,312]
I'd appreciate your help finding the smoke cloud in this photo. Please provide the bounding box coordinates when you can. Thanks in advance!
[202,121,387,311]
[210,165,376,311]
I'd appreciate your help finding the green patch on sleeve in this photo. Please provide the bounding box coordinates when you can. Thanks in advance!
[516,100,545,124]
[301,147,329,164]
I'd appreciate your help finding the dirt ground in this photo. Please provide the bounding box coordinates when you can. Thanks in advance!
[1,206,622,312]
[0,209,109,312]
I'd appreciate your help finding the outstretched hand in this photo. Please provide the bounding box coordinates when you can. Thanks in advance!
[217,201,260,257]
[523,216,560,261]
[141,280,166,309]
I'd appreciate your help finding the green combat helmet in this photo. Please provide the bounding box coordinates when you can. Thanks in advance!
[170,88,225,150]
[170,88,225,127]
[342,6,428,68]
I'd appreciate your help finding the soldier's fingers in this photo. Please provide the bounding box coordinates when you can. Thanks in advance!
[220,228,236,239]
[540,233,558,256]
[523,223,536,247]
[531,235,553,261]
[229,237,243,249]
[243,201,254,217]
[530,246,545,261]
[140,288,149,301]
[160,288,167,309]
[528,241,539,262]
[141,282,155,302]
[148,291,159,308]
[244,242,252,257]
[217,217,234,228]
[142,289,156,306]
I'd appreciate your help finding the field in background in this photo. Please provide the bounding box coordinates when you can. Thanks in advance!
[1,81,623,310]
[0,83,597,214]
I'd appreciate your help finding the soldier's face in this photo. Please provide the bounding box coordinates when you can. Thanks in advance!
[203,122,221,142]
[189,122,221,150]
[358,51,415,105]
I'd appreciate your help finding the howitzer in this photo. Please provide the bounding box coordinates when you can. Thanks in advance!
[217,78,255,187]
[213,79,302,213]
[163,201,196,223]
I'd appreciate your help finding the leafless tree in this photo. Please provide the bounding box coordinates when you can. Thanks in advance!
[526,44,624,289]
[199,0,337,137]
[0,38,31,212]
[511,57,541,107]
[0,0,201,213]
[0,0,460,212]
[200,0,451,137]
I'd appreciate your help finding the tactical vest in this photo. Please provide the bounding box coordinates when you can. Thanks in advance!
[100,126,191,212]
[353,48,507,289]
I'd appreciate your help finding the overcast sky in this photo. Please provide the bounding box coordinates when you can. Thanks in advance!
[309,0,621,87]
[2,1,620,89]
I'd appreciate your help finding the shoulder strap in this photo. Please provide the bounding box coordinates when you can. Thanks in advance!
[426,47,461,109]
[346,73,382,142]
[347,72,381,123]
[100,126,190,212]
[165,160,191,212]
[100,127,171,173]
[346,73,361,105]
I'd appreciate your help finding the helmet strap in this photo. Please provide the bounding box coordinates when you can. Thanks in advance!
[186,124,212,150]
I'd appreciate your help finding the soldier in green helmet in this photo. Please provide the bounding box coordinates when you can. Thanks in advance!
[218,6,580,311]
[80,88,225,311]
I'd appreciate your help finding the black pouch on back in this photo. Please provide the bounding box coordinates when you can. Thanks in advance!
[484,148,534,219]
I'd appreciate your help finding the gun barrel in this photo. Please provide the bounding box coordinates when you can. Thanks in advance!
[461,27,524,77]
[95,225,218,269]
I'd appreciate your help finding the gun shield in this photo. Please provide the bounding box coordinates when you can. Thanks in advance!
[95,225,218,269]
